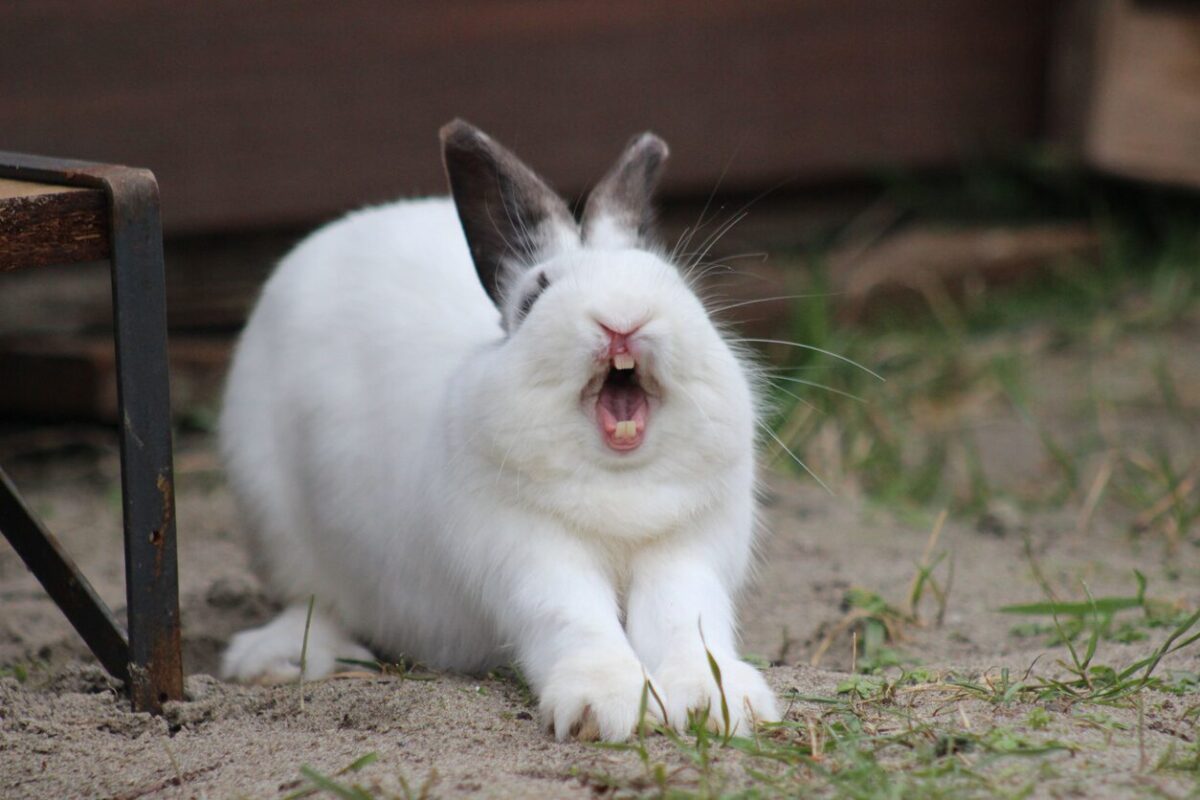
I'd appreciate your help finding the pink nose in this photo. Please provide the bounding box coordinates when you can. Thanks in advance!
[599,323,641,357]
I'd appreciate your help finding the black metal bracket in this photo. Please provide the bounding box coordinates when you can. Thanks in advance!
[0,153,183,713]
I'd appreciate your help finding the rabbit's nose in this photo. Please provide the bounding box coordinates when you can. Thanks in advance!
[598,323,643,360]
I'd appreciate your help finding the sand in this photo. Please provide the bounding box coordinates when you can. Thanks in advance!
[1,433,1197,799]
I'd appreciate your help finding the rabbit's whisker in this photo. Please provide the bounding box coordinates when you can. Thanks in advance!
[757,365,833,373]
[683,211,748,277]
[710,292,839,314]
[680,174,792,277]
[763,376,865,403]
[671,143,740,262]
[733,338,884,382]
[680,251,768,290]
[762,382,818,412]
[755,421,832,494]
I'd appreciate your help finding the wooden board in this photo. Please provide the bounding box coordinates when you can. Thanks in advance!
[0,335,230,422]
[0,179,108,269]
[0,190,870,337]
[0,1,1052,234]
[830,224,1101,322]
[0,179,87,201]
[1082,0,1200,188]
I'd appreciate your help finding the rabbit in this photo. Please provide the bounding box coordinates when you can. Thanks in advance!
[218,119,779,741]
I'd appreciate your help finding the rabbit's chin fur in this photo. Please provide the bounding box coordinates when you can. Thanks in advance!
[219,127,778,740]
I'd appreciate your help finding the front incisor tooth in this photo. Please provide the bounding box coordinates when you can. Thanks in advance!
[614,420,637,439]
[613,353,635,370]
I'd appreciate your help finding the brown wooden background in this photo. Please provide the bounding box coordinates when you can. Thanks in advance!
[1,1,1052,235]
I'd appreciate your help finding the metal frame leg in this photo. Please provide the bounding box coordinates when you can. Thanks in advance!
[0,153,183,713]
[107,169,184,713]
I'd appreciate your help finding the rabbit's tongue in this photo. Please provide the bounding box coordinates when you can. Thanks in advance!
[596,383,649,452]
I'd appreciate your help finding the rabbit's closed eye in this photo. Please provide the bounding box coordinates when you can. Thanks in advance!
[515,272,550,323]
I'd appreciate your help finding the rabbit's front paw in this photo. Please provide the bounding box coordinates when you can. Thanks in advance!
[538,652,660,742]
[656,655,778,735]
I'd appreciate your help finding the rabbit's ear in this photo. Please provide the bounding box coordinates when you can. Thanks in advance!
[581,133,669,249]
[441,120,579,307]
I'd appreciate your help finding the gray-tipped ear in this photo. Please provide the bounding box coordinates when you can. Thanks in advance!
[440,119,578,308]
[581,132,669,249]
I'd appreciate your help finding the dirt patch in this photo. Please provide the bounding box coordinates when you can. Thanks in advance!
[1,432,1197,799]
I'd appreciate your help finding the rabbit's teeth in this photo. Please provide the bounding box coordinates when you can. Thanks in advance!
[613,420,637,440]
[612,353,635,370]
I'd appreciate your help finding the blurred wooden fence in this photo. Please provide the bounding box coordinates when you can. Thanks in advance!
[1,1,1052,234]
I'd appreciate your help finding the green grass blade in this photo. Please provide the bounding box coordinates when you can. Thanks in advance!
[339,753,378,774]
[297,766,374,800]
[1138,608,1200,688]
[1080,584,1101,670]
[698,619,732,740]
[997,598,1143,616]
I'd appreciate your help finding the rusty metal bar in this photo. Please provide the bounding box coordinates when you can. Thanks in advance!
[0,469,131,684]
[106,168,184,713]
[0,152,183,713]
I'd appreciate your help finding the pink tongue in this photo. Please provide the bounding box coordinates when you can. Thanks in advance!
[596,384,649,451]
[599,384,645,422]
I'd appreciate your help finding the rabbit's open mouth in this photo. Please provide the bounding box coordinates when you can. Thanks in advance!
[594,356,650,452]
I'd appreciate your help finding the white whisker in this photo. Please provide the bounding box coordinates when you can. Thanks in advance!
[758,364,833,373]
[681,214,746,276]
[764,376,865,403]
[756,421,832,494]
[684,211,748,276]
[686,262,736,285]
[734,338,885,382]
[765,382,818,412]
[675,141,741,263]
[681,174,796,275]
[677,249,766,268]
[710,293,840,314]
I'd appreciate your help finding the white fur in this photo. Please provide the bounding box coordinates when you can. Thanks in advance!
[219,196,778,739]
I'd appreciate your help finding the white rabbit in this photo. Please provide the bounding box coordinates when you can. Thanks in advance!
[218,120,779,740]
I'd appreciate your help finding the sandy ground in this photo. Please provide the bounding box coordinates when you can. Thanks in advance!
[1,426,1197,799]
